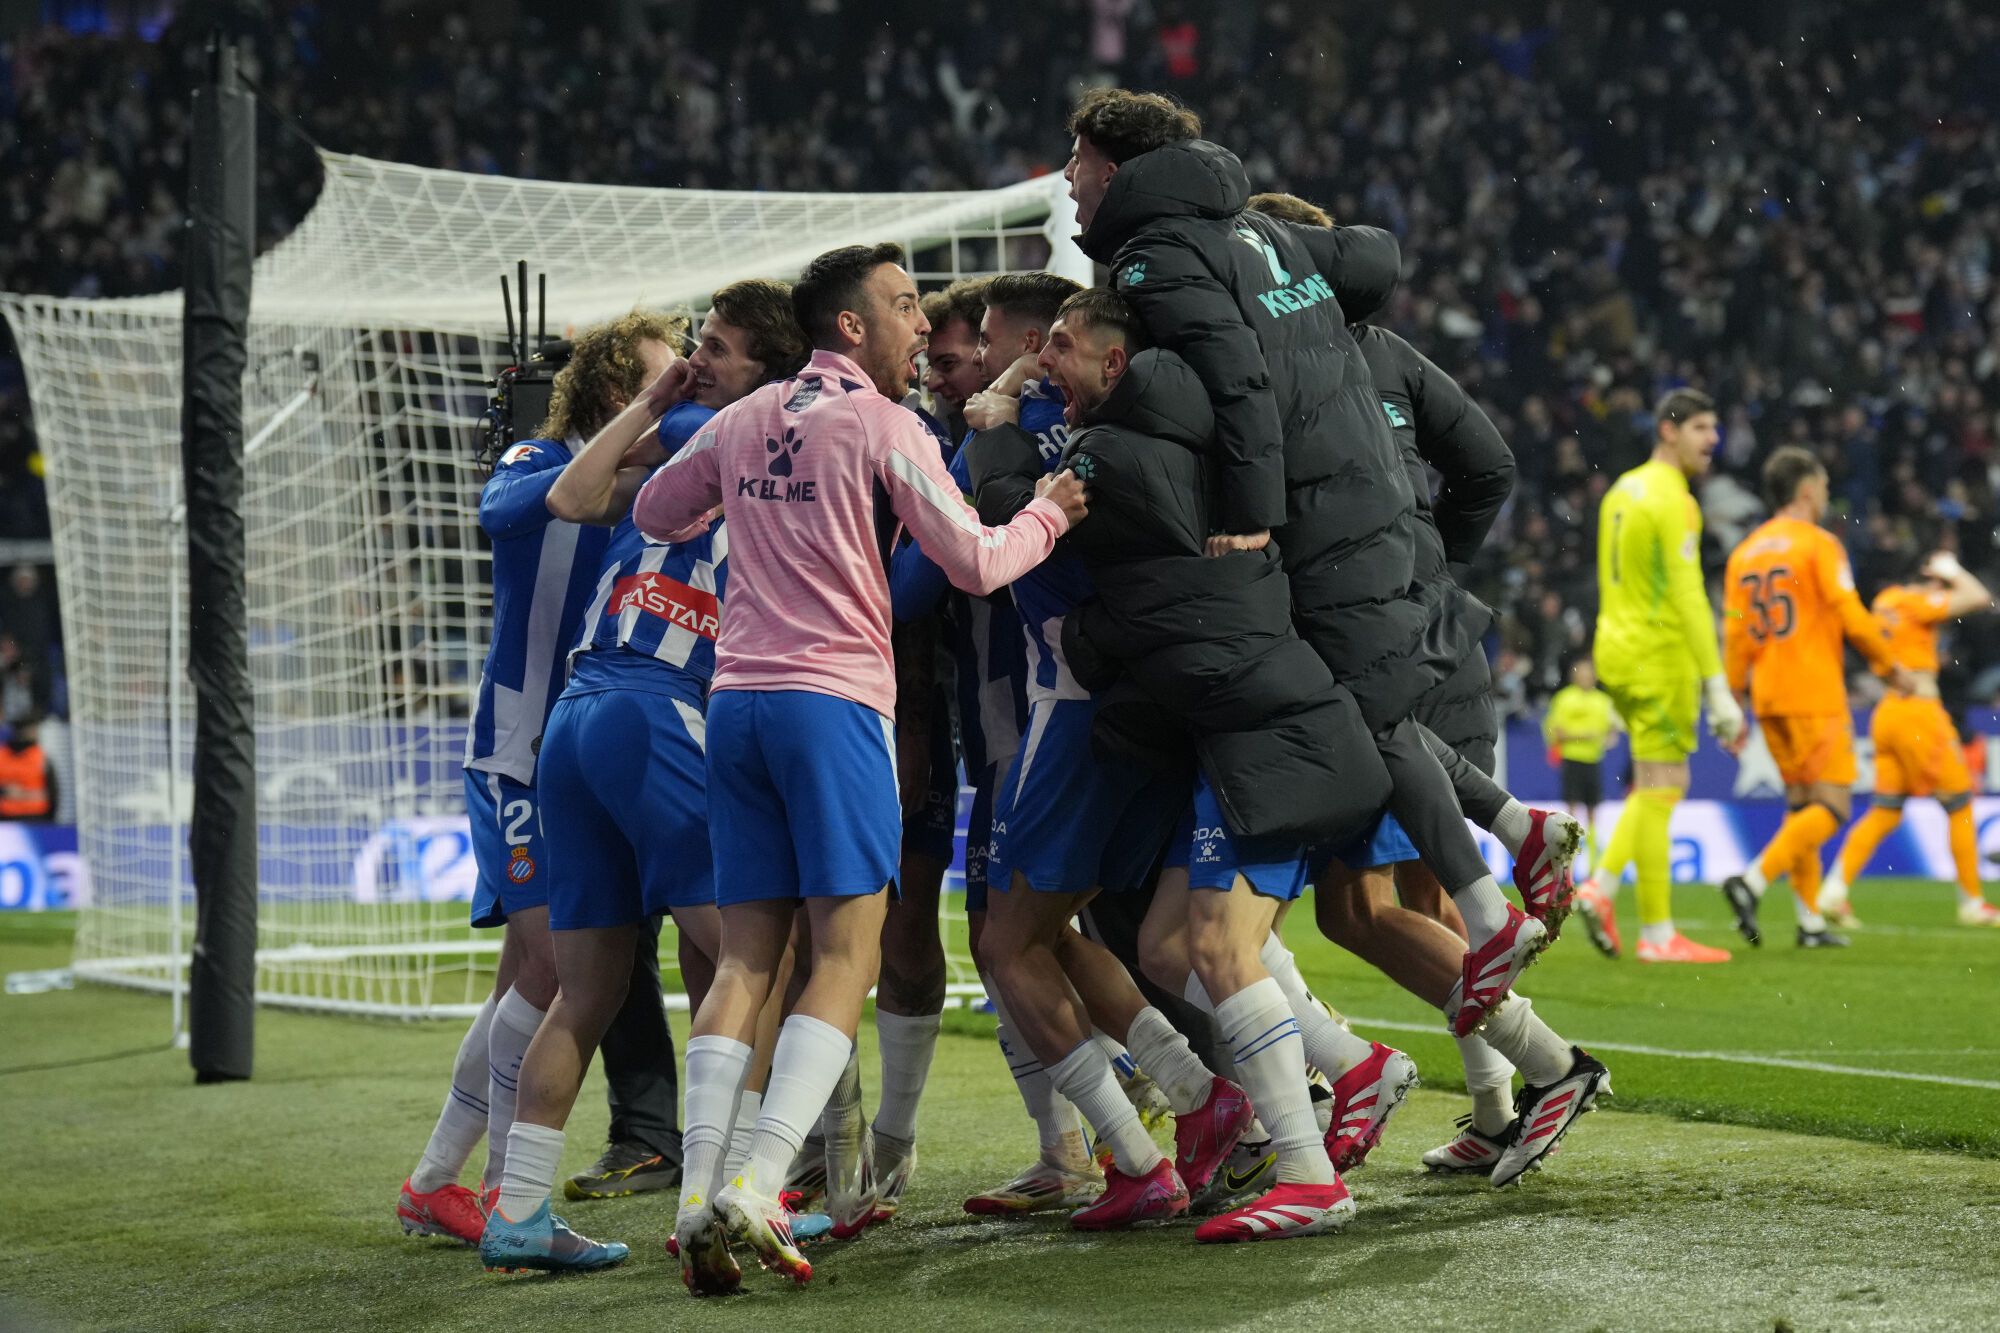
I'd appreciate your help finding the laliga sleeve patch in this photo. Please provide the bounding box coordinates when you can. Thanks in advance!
[499,442,543,467]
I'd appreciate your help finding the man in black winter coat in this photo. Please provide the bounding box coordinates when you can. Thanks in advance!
[1060,89,1558,1038]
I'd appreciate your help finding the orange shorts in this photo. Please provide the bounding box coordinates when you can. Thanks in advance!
[1870,695,1971,798]
[1760,712,1857,789]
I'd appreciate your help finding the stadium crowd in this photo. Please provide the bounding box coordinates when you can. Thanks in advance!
[6,0,2000,715]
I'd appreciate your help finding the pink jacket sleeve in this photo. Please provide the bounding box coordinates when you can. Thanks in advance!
[633,429,723,542]
[878,407,1068,596]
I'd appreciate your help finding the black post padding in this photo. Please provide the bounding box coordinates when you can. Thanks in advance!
[182,34,258,1083]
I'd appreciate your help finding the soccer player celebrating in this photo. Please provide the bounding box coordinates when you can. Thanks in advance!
[396,313,675,1249]
[639,243,1084,1295]
[1589,389,1747,963]
[1718,447,1913,948]
[1821,551,2000,926]
[919,277,992,437]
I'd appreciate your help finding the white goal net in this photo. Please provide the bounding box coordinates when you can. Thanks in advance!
[1,151,1085,1022]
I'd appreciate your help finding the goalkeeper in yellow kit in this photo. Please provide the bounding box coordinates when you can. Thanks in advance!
[1576,389,1747,964]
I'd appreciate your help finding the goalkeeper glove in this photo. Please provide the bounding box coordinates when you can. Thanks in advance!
[1702,674,1746,748]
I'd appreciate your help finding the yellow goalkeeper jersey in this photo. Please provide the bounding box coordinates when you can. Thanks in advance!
[1594,458,1723,682]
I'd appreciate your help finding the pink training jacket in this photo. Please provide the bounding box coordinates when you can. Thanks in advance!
[634,349,1070,718]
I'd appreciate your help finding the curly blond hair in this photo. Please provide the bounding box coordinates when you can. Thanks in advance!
[540,310,688,442]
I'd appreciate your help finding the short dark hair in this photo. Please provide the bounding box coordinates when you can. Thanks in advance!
[919,276,991,339]
[1067,87,1201,165]
[984,271,1084,333]
[1762,444,1825,510]
[792,242,907,346]
[1246,192,1332,227]
[709,278,810,382]
[1053,287,1151,352]
[1655,387,1716,431]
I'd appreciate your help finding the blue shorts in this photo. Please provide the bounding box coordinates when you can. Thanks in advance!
[963,762,1002,914]
[988,696,1185,895]
[538,682,714,930]
[1318,809,1420,874]
[708,689,901,904]
[1165,773,1309,901]
[904,694,959,866]
[464,768,549,928]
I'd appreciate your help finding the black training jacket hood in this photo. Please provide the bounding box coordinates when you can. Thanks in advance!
[1078,139,1249,261]
[1084,346,1215,451]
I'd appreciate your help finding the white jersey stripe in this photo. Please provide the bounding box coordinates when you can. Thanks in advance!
[885,447,1008,549]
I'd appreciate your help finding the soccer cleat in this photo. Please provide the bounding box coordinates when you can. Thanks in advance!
[1796,926,1849,949]
[1958,899,2000,927]
[1453,905,1549,1037]
[478,1198,629,1274]
[1068,1158,1189,1230]
[825,1125,880,1240]
[716,1180,812,1286]
[1821,893,1861,929]
[785,1133,828,1212]
[1720,875,1763,946]
[1192,1136,1275,1213]
[563,1140,679,1201]
[1490,1048,1611,1188]
[1513,808,1585,937]
[1572,878,1621,958]
[870,1135,916,1223]
[964,1153,1104,1215]
[1194,1177,1355,1243]
[396,1178,487,1246]
[674,1203,742,1297]
[1173,1076,1255,1194]
[1635,933,1731,964]
[1118,1066,1175,1130]
[1324,1043,1419,1172]
[1421,1116,1510,1174]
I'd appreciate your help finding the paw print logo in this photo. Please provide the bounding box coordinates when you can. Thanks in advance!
[766,426,805,476]
[1070,453,1098,481]
[1120,260,1147,287]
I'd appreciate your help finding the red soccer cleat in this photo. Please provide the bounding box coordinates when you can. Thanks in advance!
[1068,1158,1189,1230]
[397,1178,487,1246]
[1324,1042,1419,1172]
[1453,904,1549,1037]
[1194,1177,1355,1243]
[1172,1076,1254,1194]
[1513,808,1584,938]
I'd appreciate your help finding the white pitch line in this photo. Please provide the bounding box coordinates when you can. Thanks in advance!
[1347,1015,2000,1092]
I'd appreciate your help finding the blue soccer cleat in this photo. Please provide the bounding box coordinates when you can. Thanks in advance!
[479,1198,629,1274]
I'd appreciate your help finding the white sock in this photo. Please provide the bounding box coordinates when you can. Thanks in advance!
[1090,1027,1139,1081]
[1640,920,1675,948]
[1048,1039,1163,1176]
[1491,798,1534,856]
[873,1008,943,1146]
[409,991,497,1193]
[1215,978,1332,1186]
[744,1014,854,1195]
[481,986,546,1190]
[495,1121,564,1222]
[1258,934,1374,1076]
[678,1034,753,1211]
[1820,873,1849,908]
[1959,885,1983,909]
[1743,862,1769,897]
[990,987,1086,1158]
[724,1089,762,1175]
[1795,895,1827,932]
[1455,1032,1516,1136]
[1122,1006,1215,1115]
[1474,995,1574,1088]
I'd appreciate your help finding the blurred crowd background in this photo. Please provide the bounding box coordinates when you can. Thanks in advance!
[6,0,2000,725]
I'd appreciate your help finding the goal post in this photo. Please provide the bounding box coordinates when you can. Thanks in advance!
[1,150,1085,1023]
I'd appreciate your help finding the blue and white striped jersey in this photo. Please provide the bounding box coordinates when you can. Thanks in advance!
[1000,379,1093,704]
[465,436,614,786]
[568,401,728,699]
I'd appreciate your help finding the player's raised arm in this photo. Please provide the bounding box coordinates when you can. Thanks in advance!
[631,418,725,542]
[1925,550,1996,617]
[879,406,1081,597]
[546,357,690,526]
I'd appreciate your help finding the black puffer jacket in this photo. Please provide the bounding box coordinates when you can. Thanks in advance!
[1077,139,1460,732]
[1352,320,1516,771]
[1047,348,1390,846]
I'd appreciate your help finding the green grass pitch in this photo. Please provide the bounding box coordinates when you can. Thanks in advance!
[2,879,1997,1331]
